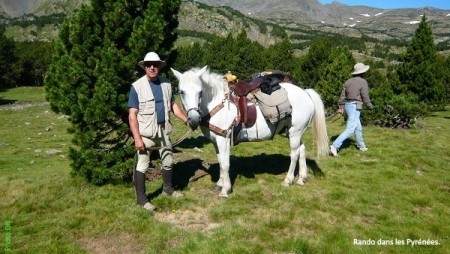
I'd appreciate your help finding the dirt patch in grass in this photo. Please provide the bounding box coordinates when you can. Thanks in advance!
[154,207,221,233]
[77,233,143,254]
[0,101,49,110]
[360,158,380,163]
[0,178,26,207]
[412,206,432,215]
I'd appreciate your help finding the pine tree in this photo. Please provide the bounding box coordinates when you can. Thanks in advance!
[202,30,265,79]
[298,38,354,109]
[44,0,181,184]
[265,38,296,76]
[297,38,335,89]
[202,33,238,74]
[396,15,446,111]
[0,27,17,88]
[173,42,205,72]
[316,46,354,109]
[15,41,54,86]
[442,55,450,103]
[233,31,265,79]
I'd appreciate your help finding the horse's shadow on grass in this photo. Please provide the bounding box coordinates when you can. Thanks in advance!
[0,97,16,106]
[146,135,325,197]
[171,153,325,192]
[176,135,210,149]
[146,157,208,201]
[0,87,17,105]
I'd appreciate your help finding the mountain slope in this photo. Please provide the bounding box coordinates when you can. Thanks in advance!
[1,0,449,48]
[0,0,40,17]
[0,0,87,17]
[197,0,450,42]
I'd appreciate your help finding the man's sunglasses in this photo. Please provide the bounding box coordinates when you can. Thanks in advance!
[144,62,160,68]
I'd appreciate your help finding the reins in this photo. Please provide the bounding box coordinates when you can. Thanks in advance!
[172,128,193,146]
[326,112,341,124]
[146,128,193,150]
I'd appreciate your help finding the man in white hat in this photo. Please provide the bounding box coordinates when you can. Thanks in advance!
[330,62,374,156]
[128,52,188,211]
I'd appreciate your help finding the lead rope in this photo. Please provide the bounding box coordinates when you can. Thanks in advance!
[145,128,193,150]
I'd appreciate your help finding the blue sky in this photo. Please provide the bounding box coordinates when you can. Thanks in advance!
[319,0,450,10]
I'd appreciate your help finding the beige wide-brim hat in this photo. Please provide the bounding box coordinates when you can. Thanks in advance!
[138,52,166,69]
[351,63,370,75]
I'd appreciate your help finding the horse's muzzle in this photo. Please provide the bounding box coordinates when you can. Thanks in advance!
[187,109,201,130]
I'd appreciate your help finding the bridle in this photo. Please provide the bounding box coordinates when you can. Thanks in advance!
[186,107,201,117]
[183,81,237,137]
[183,90,203,117]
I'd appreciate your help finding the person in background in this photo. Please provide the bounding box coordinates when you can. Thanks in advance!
[128,52,188,211]
[330,62,374,157]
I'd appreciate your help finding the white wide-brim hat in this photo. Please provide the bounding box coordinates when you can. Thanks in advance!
[351,63,370,75]
[138,52,166,69]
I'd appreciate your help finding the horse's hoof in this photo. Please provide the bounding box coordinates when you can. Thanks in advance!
[219,193,228,198]
[296,180,305,186]
[282,181,290,187]
[296,177,307,185]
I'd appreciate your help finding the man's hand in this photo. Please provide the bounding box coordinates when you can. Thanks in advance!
[337,108,344,114]
[129,108,145,151]
[134,138,145,151]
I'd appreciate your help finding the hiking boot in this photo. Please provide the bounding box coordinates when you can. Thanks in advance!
[359,147,368,152]
[162,190,183,198]
[142,202,156,212]
[330,145,338,157]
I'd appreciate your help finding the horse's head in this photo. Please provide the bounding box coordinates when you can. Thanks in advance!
[171,66,208,130]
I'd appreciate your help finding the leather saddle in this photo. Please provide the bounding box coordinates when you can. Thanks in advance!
[238,96,257,127]
[229,77,263,96]
[228,92,257,128]
[227,73,291,131]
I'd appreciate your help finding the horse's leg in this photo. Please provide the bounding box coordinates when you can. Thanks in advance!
[283,133,301,187]
[296,142,307,185]
[215,137,232,198]
[212,143,224,191]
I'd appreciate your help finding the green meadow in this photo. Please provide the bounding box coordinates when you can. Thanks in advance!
[1,87,448,253]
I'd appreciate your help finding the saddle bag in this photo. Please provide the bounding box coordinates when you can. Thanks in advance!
[253,87,292,124]
[259,75,282,95]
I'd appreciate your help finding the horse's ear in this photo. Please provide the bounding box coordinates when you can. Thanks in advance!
[171,68,182,81]
[196,65,208,78]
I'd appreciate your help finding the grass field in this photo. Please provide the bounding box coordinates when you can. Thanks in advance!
[1,86,449,253]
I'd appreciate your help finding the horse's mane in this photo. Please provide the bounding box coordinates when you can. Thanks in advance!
[192,67,230,99]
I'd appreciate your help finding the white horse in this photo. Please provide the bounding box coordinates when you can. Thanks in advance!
[172,66,329,198]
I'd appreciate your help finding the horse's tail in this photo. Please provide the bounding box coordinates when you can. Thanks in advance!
[306,89,330,158]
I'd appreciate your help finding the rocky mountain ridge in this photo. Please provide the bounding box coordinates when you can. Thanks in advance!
[1,0,449,47]
[196,0,450,43]
[0,0,88,17]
